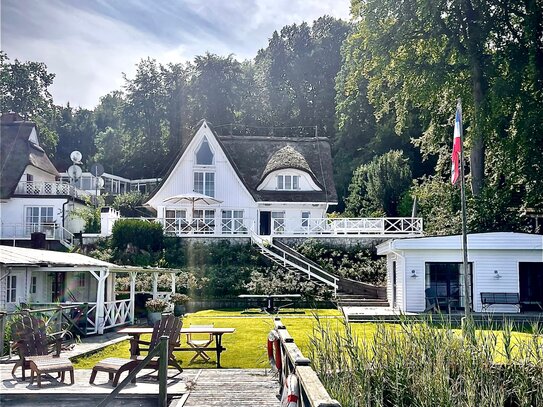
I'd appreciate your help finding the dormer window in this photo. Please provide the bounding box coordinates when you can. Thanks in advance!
[196,138,214,165]
[277,175,300,190]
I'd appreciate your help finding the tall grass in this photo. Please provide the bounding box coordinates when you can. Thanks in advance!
[309,316,543,407]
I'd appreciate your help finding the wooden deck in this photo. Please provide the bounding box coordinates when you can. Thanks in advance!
[0,364,279,406]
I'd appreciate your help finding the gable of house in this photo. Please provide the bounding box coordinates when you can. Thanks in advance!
[0,116,59,199]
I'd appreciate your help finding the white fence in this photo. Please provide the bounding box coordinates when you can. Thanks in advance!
[1,222,74,245]
[156,217,252,236]
[272,217,423,236]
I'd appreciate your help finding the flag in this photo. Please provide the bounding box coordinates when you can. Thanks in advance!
[451,102,462,185]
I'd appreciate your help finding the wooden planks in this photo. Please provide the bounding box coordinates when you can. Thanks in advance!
[182,369,279,407]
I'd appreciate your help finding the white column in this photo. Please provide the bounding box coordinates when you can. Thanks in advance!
[129,271,137,324]
[170,273,176,295]
[25,267,31,305]
[91,269,110,335]
[152,272,158,299]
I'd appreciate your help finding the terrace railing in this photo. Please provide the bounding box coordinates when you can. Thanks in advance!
[272,318,340,407]
[156,217,252,236]
[14,181,90,200]
[102,299,132,330]
[0,223,75,248]
[272,217,423,236]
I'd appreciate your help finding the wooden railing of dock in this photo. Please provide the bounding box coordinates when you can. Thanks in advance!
[274,318,340,407]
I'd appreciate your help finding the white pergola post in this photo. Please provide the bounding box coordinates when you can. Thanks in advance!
[152,272,159,299]
[90,268,110,335]
[170,273,176,295]
[129,271,138,324]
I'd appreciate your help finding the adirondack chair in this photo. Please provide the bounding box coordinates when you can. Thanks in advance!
[10,313,70,382]
[130,314,183,375]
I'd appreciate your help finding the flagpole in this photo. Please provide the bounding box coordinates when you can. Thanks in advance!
[457,99,471,317]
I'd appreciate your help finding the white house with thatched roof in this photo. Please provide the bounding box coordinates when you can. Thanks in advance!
[145,120,338,236]
[0,113,87,248]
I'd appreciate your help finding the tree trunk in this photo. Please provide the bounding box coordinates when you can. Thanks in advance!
[462,0,487,196]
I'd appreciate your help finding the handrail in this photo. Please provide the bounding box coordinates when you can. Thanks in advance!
[96,335,169,407]
[273,318,340,407]
[249,230,338,291]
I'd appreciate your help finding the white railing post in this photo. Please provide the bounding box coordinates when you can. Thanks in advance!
[90,269,109,335]
[129,271,137,324]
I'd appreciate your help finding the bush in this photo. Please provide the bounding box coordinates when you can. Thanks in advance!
[145,298,169,312]
[111,219,164,252]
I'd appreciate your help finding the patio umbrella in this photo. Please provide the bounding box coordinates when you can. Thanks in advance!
[163,192,223,218]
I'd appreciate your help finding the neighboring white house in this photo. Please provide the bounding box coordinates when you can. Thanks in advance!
[0,113,87,248]
[145,120,338,236]
[377,232,543,313]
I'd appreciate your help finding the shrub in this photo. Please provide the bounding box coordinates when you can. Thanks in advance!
[145,298,169,312]
[170,293,190,305]
[111,219,163,251]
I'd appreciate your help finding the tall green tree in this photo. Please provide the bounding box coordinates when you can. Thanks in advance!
[345,150,412,217]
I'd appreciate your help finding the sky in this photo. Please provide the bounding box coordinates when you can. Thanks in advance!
[1,0,351,109]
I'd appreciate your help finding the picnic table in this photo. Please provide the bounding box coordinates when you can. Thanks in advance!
[238,294,302,314]
[118,326,235,368]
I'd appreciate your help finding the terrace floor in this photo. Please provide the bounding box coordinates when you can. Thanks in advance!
[0,364,279,406]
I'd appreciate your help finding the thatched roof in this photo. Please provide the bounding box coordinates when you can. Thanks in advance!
[0,117,59,199]
[219,135,337,203]
[147,121,337,204]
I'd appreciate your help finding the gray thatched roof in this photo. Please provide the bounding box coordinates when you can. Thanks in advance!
[219,135,337,203]
[0,117,59,199]
[260,145,315,181]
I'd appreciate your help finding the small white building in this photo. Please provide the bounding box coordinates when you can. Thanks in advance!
[145,120,338,236]
[377,232,543,313]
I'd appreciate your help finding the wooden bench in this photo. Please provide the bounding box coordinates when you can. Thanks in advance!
[480,292,521,311]
[89,358,138,386]
[29,356,74,388]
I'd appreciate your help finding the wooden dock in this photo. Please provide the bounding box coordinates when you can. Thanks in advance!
[0,364,279,406]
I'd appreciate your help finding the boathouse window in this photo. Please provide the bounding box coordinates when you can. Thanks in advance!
[31,276,37,294]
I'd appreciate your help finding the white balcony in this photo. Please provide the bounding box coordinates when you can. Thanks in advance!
[0,223,74,247]
[14,181,90,200]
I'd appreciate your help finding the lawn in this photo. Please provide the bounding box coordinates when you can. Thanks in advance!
[72,308,344,369]
[73,309,538,370]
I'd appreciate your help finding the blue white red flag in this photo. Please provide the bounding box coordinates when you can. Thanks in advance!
[451,102,462,185]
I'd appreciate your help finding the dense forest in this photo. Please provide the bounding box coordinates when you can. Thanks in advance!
[2,1,542,235]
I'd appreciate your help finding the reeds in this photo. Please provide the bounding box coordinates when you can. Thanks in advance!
[308,316,543,407]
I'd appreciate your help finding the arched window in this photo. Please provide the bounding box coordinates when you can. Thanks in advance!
[196,138,214,165]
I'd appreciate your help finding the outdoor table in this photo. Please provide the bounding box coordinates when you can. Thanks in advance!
[118,327,235,368]
[238,294,302,314]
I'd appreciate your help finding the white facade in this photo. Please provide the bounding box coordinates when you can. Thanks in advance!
[377,232,543,313]
[146,121,330,235]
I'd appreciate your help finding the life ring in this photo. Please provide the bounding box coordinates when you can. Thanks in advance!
[281,374,300,407]
[267,330,282,371]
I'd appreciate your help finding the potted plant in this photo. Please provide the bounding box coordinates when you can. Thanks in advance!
[170,293,190,317]
[145,298,169,325]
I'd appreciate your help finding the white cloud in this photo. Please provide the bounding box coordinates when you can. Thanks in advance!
[2,0,351,108]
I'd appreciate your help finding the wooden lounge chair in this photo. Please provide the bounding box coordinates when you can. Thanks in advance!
[186,324,214,363]
[129,314,183,376]
[11,313,74,387]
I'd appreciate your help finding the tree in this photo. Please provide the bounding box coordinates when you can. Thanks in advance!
[345,150,412,217]
[0,52,55,120]
[189,53,243,125]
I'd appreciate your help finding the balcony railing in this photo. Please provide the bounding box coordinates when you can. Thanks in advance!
[14,181,90,199]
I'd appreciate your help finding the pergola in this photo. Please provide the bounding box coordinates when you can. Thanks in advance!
[0,246,181,334]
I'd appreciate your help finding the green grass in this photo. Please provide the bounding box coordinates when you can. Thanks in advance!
[72,308,343,369]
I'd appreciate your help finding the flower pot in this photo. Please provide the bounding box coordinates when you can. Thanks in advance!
[173,304,186,317]
[147,311,162,325]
